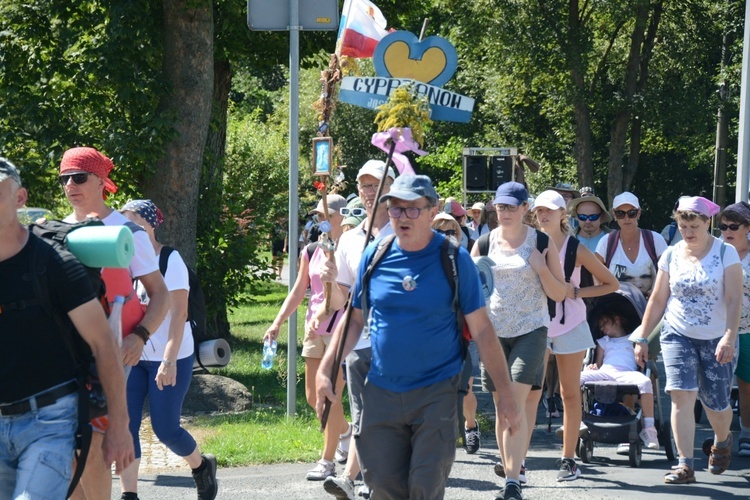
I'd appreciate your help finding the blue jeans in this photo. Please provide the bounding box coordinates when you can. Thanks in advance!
[0,390,77,499]
[127,355,196,458]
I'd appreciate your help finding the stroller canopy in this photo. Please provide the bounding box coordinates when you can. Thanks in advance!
[587,282,647,340]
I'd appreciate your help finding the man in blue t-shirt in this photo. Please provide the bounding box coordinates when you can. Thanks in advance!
[316,174,519,499]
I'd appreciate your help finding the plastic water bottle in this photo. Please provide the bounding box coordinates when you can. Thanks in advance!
[108,295,125,346]
[261,339,277,370]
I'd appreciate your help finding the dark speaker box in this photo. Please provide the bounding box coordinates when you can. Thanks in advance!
[464,155,488,190]
[490,156,513,188]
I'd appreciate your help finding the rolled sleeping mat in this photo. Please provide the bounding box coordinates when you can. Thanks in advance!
[66,225,135,268]
[472,256,495,300]
[194,338,231,369]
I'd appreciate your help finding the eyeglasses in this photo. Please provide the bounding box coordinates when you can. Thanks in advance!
[358,183,378,193]
[435,229,457,236]
[340,207,366,217]
[495,204,519,212]
[613,209,639,219]
[58,173,90,186]
[387,205,429,219]
[719,223,742,231]
[577,213,601,222]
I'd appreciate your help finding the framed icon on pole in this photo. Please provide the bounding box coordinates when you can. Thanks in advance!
[312,137,333,176]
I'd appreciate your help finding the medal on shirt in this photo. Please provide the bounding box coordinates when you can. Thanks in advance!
[402,275,417,291]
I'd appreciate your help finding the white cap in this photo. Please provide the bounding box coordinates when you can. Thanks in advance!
[356,160,396,181]
[532,190,566,211]
[612,191,640,210]
[471,202,485,211]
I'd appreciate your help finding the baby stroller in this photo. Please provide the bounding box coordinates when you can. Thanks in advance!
[576,282,676,467]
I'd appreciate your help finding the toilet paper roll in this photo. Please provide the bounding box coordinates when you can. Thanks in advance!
[472,256,496,300]
[66,225,135,268]
[194,339,231,369]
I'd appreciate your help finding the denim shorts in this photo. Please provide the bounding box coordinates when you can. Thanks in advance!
[736,334,750,382]
[0,390,77,499]
[661,322,738,411]
[547,320,595,355]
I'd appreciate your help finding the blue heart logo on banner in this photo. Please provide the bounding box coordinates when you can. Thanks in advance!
[373,31,458,88]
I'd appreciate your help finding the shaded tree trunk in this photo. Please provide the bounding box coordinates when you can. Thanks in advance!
[568,0,595,190]
[199,58,232,339]
[145,0,214,268]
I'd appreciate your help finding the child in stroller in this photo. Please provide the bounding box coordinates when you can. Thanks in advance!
[581,306,659,449]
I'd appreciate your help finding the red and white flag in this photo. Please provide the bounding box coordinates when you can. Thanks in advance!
[336,0,389,59]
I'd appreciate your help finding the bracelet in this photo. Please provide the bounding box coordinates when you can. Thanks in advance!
[573,287,579,299]
[131,325,150,345]
[162,359,176,367]
[633,338,648,344]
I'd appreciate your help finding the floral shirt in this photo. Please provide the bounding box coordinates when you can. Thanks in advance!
[660,238,740,340]
[487,226,549,338]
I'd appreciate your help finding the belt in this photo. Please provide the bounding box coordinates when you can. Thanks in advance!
[0,381,78,417]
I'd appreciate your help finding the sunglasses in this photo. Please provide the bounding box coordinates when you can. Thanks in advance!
[613,209,639,219]
[340,207,366,217]
[718,223,742,231]
[58,173,90,186]
[577,213,601,222]
[495,204,520,212]
[435,229,457,236]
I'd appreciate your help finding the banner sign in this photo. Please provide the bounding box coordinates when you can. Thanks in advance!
[339,76,474,123]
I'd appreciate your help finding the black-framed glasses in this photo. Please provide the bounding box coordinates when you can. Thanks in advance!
[614,208,639,219]
[495,204,519,212]
[719,223,742,231]
[435,229,457,236]
[387,205,429,219]
[340,207,366,217]
[358,183,377,193]
[58,173,90,186]
[577,213,601,222]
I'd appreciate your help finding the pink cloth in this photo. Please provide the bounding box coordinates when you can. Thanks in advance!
[370,128,426,176]
[676,196,719,217]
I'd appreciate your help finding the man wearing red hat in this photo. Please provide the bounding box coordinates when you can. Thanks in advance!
[59,147,171,500]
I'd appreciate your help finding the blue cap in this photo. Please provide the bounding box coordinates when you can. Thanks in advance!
[379,174,438,204]
[493,182,528,206]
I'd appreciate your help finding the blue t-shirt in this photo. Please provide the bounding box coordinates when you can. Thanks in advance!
[351,231,485,392]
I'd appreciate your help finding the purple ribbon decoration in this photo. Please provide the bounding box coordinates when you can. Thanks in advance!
[370,128,427,176]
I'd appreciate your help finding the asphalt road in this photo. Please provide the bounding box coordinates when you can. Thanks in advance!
[113,373,750,499]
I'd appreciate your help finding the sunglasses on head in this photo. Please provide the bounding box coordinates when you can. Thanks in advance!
[613,208,639,219]
[340,207,366,217]
[718,223,742,231]
[435,228,457,236]
[577,213,601,222]
[58,173,90,186]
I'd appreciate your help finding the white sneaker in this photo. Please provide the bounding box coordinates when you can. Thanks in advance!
[306,459,335,481]
[335,423,352,464]
[324,476,355,499]
[615,443,630,455]
[640,426,659,449]
[555,422,588,439]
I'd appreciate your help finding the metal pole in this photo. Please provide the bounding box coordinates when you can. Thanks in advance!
[287,0,299,416]
[736,0,750,202]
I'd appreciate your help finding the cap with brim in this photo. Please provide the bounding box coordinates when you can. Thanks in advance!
[493,182,528,206]
[309,194,347,216]
[347,196,364,209]
[612,191,640,210]
[568,196,612,223]
[471,202,485,212]
[545,182,580,199]
[433,213,455,223]
[0,158,22,186]
[531,190,566,211]
[356,159,396,181]
[444,200,466,217]
[379,174,437,204]
[342,215,364,227]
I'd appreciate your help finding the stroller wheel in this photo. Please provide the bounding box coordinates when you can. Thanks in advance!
[658,419,676,462]
[629,441,642,468]
[579,438,593,463]
[702,437,714,457]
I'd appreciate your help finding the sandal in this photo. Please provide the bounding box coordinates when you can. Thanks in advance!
[709,434,732,475]
[664,465,696,484]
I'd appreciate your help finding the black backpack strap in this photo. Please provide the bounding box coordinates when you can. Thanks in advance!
[534,231,556,321]
[604,230,621,269]
[558,236,579,325]
[641,229,659,270]
[159,246,174,276]
[477,232,490,256]
[306,243,319,261]
[359,234,397,337]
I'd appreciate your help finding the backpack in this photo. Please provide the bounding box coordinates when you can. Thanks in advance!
[21,219,112,498]
[604,229,659,270]
[359,234,470,353]
[158,246,209,369]
[475,230,577,322]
